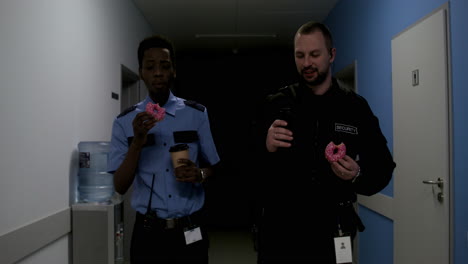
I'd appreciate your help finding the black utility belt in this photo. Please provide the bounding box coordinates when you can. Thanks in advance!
[137,210,202,230]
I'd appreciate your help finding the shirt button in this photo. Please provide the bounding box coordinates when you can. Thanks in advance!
[163,143,167,146]
[166,169,169,172]
[168,195,172,198]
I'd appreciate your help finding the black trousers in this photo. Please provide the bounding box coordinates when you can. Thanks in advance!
[256,206,358,264]
[256,222,337,264]
[131,212,209,264]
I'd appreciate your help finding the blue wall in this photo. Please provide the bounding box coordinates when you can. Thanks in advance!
[358,206,393,264]
[449,0,468,262]
[325,0,468,263]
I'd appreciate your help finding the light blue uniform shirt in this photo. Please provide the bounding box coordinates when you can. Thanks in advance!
[108,92,220,218]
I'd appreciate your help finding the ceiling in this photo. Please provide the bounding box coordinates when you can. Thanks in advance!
[132,0,339,52]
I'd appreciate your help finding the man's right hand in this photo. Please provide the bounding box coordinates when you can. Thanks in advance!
[265,119,293,152]
[132,112,157,147]
[114,112,157,195]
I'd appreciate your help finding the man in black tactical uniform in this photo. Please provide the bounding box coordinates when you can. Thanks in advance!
[256,21,396,263]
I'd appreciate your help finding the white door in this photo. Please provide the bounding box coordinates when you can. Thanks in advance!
[392,7,451,264]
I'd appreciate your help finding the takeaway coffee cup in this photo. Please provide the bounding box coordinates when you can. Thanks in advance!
[169,143,190,168]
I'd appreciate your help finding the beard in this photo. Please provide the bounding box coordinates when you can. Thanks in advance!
[301,66,329,86]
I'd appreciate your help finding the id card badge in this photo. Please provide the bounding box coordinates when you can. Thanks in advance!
[334,235,353,264]
[184,226,202,245]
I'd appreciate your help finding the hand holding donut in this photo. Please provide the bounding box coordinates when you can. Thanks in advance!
[131,112,157,148]
[330,155,360,181]
[325,142,360,181]
[266,119,293,152]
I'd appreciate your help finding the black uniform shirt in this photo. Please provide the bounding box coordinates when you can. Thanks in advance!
[262,79,396,212]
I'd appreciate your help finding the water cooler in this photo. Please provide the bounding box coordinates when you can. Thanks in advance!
[71,141,125,264]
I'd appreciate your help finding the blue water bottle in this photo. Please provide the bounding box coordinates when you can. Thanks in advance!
[77,141,114,203]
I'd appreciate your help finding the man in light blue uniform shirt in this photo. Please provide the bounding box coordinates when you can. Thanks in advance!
[108,35,220,264]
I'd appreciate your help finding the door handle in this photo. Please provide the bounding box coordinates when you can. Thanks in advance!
[422,177,444,202]
[422,178,443,189]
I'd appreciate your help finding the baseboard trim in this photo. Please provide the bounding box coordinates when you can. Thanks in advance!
[357,193,394,220]
[0,208,71,264]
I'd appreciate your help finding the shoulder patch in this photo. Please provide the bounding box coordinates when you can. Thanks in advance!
[184,100,205,112]
[117,105,137,118]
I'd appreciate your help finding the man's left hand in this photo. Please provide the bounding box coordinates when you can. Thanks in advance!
[174,159,202,183]
[330,155,360,181]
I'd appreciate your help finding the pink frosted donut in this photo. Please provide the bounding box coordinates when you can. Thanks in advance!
[325,141,346,162]
[145,102,166,121]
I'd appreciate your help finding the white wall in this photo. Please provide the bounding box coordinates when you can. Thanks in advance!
[0,0,153,263]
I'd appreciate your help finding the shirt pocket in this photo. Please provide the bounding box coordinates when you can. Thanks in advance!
[127,133,156,147]
[173,130,199,160]
[173,130,199,143]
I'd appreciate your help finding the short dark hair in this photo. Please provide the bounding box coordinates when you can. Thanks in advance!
[296,21,334,51]
[137,35,176,69]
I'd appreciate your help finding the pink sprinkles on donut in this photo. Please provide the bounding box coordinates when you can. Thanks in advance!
[145,102,166,121]
[325,141,346,162]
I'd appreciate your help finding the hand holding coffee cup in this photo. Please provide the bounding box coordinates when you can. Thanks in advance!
[169,144,201,182]
[169,143,190,168]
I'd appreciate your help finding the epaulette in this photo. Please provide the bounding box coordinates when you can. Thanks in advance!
[117,105,137,118]
[184,100,205,112]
